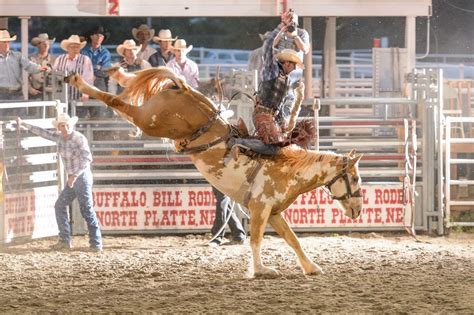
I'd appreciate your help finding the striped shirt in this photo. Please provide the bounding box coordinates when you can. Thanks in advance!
[23,122,92,177]
[53,54,94,100]
[0,50,42,90]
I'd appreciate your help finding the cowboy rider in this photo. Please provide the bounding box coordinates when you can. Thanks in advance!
[229,11,305,158]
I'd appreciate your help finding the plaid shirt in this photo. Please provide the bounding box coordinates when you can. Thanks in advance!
[23,123,92,176]
[258,26,290,110]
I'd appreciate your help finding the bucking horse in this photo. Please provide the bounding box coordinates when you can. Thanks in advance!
[66,67,363,277]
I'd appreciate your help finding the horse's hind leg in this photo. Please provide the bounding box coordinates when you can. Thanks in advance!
[248,203,279,278]
[66,73,139,117]
[268,213,323,275]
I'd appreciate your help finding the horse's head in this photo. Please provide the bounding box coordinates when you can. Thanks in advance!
[325,150,363,219]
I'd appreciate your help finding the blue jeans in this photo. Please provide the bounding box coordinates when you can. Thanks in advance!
[211,186,246,243]
[55,168,102,249]
[229,138,279,156]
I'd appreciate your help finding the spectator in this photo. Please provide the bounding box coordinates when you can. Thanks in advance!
[28,33,56,100]
[53,35,94,104]
[0,30,47,107]
[272,11,310,57]
[16,114,103,252]
[109,39,151,94]
[132,24,157,62]
[166,39,199,89]
[81,25,112,92]
[148,29,177,67]
[209,186,246,247]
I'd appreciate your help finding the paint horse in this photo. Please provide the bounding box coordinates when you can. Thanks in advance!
[66,67,363,277]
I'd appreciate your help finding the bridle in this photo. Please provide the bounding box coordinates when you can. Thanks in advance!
[324,157,362,201]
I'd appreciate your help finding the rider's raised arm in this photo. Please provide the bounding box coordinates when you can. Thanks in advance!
[261,25,283,82]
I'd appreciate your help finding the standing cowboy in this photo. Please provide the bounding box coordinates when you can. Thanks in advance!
[28,33,56,100]
[16,114,103,252]
[166,39,199,89]
[0,30,48,105]
[149,29,177,67]
[131,24,157,62]
[53,33,94,116]
[109,39,151,94]
[81,25,112,92]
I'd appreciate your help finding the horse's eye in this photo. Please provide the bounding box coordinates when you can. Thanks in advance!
[353,176,360,183]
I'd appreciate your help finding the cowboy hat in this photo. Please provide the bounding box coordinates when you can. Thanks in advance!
[132,24,155,40]
[85,25,110,42]
[275,49,304,69]
[52,113,78,129]
[0,30,17,42]
[152,29,177,43]
[116,39,141,57]
[31,33,55,47]
[60,35,87,51]
[171,39,193,54]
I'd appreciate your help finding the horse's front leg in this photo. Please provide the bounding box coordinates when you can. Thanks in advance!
[268,213,324,275]
[248,202,279,278]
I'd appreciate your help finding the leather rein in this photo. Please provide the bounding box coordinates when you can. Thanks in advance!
[324,157,362,201]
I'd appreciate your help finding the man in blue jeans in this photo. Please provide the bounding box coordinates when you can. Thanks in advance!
[209,186,246,247]
[17,114,103,252]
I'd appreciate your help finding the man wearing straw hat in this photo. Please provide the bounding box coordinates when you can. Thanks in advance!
[149,29,177,67]
[166,39,199,89]
[16,114,103,252]
[0,30,48,103]
[52,35,94,103]
[132,24,157,62]
[109,39,151,94]
[28,33,56,100]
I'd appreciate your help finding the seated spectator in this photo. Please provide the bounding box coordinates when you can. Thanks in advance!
[149,29,176,67]
[109,39,151,94]
[131,24,157,62]
[81,25,112,92]
[166,39,199,89]
[28,33,56,100]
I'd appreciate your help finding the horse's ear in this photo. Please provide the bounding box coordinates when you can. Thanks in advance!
[349,153,363,167]
[348,149,356,157]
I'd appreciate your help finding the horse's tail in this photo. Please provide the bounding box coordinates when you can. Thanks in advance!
[118,67,189,106]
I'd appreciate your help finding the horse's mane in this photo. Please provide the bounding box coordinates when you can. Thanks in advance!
[278,145,342,173]
[117,67,189,106]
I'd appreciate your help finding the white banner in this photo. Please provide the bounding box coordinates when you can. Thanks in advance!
[2,186,58,243]
[93,184,411,231]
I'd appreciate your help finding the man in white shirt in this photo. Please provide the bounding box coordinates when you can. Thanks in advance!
[166,39,199,89]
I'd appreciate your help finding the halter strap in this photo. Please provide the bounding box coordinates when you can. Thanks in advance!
[325,157,362,201]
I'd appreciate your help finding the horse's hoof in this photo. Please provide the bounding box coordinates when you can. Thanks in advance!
[253,266,280,279]
[304,263,324,276]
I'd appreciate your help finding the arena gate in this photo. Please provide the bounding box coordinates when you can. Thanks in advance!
[0,100,67,244]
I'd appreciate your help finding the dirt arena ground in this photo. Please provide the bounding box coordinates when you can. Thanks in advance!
[0,232,473,314]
